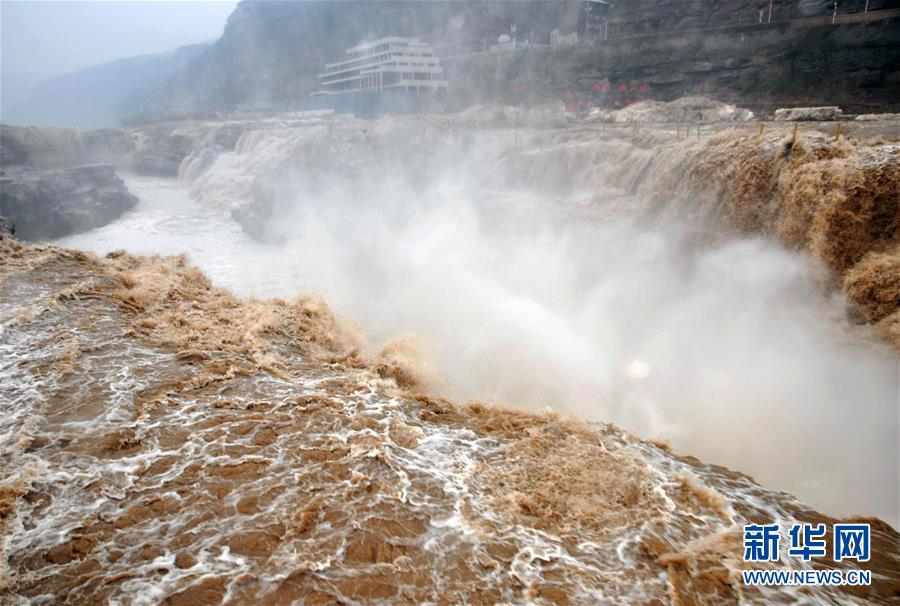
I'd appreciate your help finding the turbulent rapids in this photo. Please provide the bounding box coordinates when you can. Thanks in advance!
[2,241,898,604]
[1,106,899,604]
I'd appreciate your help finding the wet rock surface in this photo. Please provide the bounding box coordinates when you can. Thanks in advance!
[0,165,138,240]
[130,130,196,177]
[0,125,143,241]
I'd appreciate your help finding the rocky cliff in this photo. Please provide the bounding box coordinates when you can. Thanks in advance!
[0,125,143,240]
[606,0,898,35]
[0,165,138,241]
[134,1,581,120]
[6,1,898,125]
[134,0,900,119]
[443,17,900,114]
[0,125,133,169]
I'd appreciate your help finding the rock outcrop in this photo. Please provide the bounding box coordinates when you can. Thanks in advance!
[129,119,308,178]
[0,125,142,240]
[856,112,900,121]
[130,130,195,177]
[774,106,844,121]
[0,216,14,240]
[0,124,134,169]
[0,165,137,240]
[587,96,755,123]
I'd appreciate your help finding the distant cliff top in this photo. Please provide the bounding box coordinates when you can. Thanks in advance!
[8,0,900,127]
[141,1,585,118]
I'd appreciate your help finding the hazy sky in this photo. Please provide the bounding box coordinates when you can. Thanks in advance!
[1,0,237,107]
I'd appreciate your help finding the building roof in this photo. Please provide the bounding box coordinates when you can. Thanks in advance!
[346,37,426,55]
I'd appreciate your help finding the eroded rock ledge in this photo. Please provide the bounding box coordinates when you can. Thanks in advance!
[0,165,137,240]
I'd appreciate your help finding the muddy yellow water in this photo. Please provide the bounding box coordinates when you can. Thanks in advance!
[1,241,897,604]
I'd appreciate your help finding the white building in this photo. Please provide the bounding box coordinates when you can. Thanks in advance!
[317,37,447,95]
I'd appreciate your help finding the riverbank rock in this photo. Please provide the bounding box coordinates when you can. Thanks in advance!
[0,165,138,240]
[855,113,900,122]
[774,106,843,121]
[0,216,14,240]
[130,129,196,176]
[589,96,755,123]
[129,120,270,177]
[0,124,133,168]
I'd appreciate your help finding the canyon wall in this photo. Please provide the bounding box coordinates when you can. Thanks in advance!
[5,1,897,127]
[129,1,900,121]
[444,18,900,114]
[0,125,139,240]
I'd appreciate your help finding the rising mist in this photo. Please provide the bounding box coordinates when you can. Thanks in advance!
[54,117,900,525]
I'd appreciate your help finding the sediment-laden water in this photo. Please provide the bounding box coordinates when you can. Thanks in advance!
[2,242,898,604]
[2,115,898,603]
[54,131,900,527]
